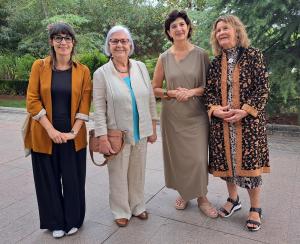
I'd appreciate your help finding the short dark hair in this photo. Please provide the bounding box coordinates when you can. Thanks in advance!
[48,22,76,41]
[48,22,77,68]
[164,10,193,42]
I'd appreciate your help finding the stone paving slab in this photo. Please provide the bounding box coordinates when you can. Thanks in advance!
[0,109,299,244]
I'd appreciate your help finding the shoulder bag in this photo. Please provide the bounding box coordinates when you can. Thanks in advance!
[89,129,126,166]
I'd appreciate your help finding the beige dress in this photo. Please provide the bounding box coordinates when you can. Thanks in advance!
[160,46,210,201]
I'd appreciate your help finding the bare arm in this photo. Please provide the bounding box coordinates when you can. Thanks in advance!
[176,51,208,100]
[153,55,205,102]
[60,119,84,141]
[152,55,178,99]
[38,115,68,143]
[39,115,83,143]
[152,56,165,97]
[176,86,205,97]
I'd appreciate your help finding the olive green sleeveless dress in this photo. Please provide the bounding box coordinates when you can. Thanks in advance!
[160,46,210,201]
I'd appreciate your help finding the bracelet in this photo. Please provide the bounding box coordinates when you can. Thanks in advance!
[163,89,169,98]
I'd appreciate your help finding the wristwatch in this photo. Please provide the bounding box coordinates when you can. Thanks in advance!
[70,129,78,136]
[163,89,169,97]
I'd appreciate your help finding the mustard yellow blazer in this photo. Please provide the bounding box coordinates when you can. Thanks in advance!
[25,56,92,154]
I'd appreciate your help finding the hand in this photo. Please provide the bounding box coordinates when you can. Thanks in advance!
[62,132,76,141]
[47,128,67,144]
[166,89,178,98]
[175,87,194,102]
[213,105,235,119]
[176,87,189,92]
[224,109,248,123]
[174,87,188,102]
[98,135,116,155]
[147,133,157,144]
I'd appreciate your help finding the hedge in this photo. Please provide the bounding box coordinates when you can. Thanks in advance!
[0,80,28,96]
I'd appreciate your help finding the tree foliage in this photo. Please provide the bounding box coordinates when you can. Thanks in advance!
[180,0,299,115]
[0,0,299,117]
[0,0,168,57]
[212,0,300,114]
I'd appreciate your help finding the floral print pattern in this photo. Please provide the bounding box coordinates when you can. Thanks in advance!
[205,47,270,179]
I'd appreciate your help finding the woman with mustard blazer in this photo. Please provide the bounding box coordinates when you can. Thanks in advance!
[25,23,91,238]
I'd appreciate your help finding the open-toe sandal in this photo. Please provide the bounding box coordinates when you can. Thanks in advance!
[246,207,262,232]
[198,201,218,218]
[175,197,188,210]
[219,195,242,218]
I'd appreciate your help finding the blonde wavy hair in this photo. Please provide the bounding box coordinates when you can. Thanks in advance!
[210,15,250,56]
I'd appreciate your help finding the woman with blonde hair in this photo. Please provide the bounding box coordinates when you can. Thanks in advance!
[205,15,270,231]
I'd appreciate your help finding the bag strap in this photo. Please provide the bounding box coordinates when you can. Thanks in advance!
[89,131,126,167]
[136,61,151,88]
[89,148,108,166]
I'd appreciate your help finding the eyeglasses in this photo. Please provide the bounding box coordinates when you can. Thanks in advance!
[109,39,129,45]
[53,35,73,43]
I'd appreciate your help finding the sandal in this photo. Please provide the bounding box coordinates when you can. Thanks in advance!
[246,207,262,231]
[198,201,218,218]
[115,218,129,227]
[134,211,148,220]
[175,196,188,210]
[219,195,242,218]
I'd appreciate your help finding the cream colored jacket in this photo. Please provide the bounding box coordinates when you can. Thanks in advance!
[93,59,158,145]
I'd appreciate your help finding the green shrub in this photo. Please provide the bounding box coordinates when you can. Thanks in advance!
[0,55,16,79]
[76,32,104,54]
[0,54,36,80]
[143,57,157,79]
[15,54,35,79]
[76,50,108,74]
[142,56,167,90]
[0,80,28,95]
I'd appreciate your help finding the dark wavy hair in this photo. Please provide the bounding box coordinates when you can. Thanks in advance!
[48,22,77,68]
[164,10,193,42]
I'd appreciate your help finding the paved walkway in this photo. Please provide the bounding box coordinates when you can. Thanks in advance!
[0,108,299,244]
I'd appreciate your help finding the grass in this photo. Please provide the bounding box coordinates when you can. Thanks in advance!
[0,98,95,111]
[0,97,162,115]
[0,99,26,108]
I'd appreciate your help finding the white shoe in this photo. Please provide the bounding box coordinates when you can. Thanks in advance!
[66,227,78,236]
[52,230,65,238]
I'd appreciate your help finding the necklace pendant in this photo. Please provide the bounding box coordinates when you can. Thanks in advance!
[117,69,128,73]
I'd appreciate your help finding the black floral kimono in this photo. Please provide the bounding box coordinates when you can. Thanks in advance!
[205,47,270,184]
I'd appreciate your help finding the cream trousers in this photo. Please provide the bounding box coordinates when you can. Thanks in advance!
[107,138,147,219]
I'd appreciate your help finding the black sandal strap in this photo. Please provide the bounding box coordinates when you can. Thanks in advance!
[219,207,229,216]
[246,219,261,226]
[249,207,262,216]
[227,195,239,205]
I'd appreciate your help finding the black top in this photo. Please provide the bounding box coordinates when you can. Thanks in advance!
[51,68,72,120]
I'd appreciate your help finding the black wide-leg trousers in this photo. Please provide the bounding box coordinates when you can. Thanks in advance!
[31,119,86,232]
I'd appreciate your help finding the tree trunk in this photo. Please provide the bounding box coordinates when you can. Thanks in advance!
[40,0,49,19]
